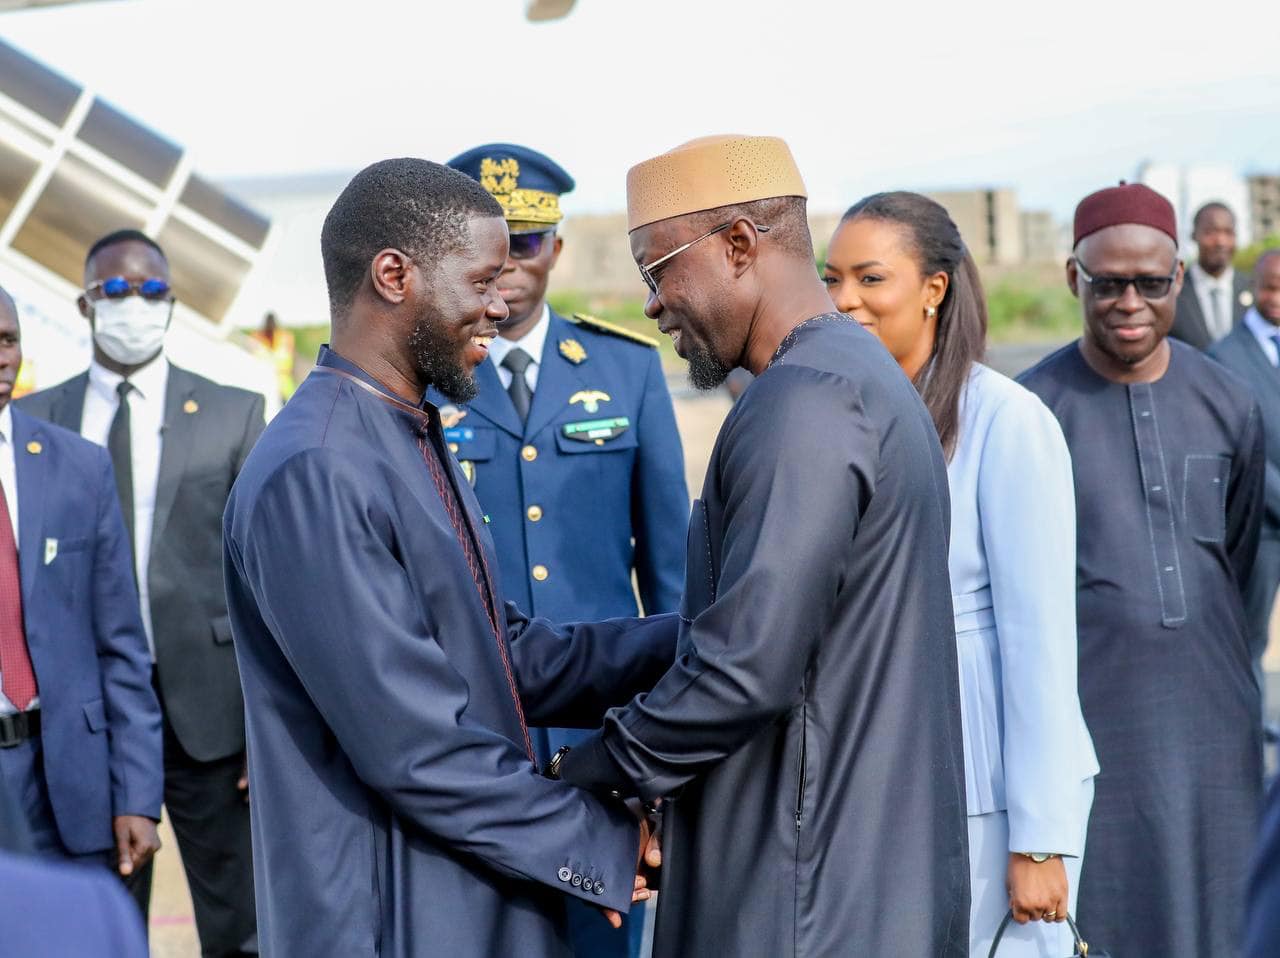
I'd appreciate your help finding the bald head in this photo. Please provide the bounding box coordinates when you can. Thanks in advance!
[1255,249,1280,325]
[0,285,21,411]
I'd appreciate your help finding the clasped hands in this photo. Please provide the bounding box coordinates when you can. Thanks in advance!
[599,799,663,929]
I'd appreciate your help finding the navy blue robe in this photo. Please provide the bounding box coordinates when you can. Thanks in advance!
[1020,339,1265,956]
[223,347,677,957]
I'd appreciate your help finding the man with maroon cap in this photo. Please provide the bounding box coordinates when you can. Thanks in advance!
[1019,183,1265,956]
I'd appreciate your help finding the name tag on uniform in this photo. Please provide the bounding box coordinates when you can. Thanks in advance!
[444,427,475,443]
[562,417,631,442]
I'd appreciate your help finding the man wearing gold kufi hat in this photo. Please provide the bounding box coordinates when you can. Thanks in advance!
[553,135,971,956]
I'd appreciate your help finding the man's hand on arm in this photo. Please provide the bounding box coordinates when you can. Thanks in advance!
[113,815,160,877]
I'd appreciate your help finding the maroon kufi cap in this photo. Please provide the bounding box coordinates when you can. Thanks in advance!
[1073,182,1178,248]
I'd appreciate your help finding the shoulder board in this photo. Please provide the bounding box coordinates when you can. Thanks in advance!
[569,313,658,348]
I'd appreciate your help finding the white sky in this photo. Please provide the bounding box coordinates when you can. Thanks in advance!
[4,0,1278,218]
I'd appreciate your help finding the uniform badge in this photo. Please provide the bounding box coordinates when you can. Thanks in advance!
[569,390,611,414]
[184,399,199,414]
[559,339,588,364]
[440,404,469,428]
[1240,290,1255,308]
[25,441,41,455]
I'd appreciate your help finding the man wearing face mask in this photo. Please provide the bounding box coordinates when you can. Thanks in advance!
[18,229,265,957]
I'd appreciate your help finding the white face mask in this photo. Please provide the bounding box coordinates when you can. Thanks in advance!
[92,296,172,365]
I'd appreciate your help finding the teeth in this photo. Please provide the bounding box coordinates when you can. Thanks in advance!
[471,336,493,347]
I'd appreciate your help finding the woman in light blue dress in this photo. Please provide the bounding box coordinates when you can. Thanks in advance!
[824,192,1099,957]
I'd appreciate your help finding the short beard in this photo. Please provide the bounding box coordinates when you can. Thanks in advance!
[686,341,732,391]
[408,315,477,404]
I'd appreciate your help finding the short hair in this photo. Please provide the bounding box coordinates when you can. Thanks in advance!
[85,229,166,269]
[687,195,814,261]
[1256,248,1280,274]
[320,158,503,316]
[1192,201,1234,231]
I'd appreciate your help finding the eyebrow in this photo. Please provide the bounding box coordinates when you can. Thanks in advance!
[850,260,887,270]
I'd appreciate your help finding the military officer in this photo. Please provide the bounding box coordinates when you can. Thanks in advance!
[442,143,687,958]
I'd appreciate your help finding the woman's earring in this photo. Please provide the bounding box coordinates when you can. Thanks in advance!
[926,306,937,318]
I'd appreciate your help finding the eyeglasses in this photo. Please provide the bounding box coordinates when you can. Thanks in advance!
[508,230,555,261]
[638,221,771,296]
[85,276,173,302]
[1074,261,1177,301]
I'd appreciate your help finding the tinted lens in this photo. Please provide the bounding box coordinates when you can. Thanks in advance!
[100,276,132,299]
[139,279,171,301]
[1134,276,1174,298]
[508,232,549,260]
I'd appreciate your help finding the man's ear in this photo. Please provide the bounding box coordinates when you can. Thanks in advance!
[727,219,764,278]
[77,294,94,323]
[1065,257,1081,300]
[370,249,412,305]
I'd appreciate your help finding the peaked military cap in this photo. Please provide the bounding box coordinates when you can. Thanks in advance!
[447,143,575,232]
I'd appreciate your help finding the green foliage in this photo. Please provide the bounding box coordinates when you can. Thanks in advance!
[1236,235,1280,272]
[983,278,1080,343]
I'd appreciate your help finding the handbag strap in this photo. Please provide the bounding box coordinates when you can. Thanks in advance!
[987,909,1088,957]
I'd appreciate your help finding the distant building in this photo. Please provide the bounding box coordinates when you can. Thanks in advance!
[1249,174,1280,242]
[1137,162,1253,251]
[1020,210,1061,264]
[926,189,1024,266]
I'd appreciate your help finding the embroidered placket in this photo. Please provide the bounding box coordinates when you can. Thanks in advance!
[1128,383,1187,627]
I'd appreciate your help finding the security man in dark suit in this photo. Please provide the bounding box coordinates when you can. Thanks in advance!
[18,230,264,957]
[442,144,687,958]
[1171,201,1253,349]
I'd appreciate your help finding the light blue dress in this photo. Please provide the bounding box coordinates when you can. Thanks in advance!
[948,364,1099,957]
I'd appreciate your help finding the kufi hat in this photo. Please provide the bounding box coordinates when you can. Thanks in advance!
[447,143,574,232]
[625,135,807,232]
[1073,182,1178,248]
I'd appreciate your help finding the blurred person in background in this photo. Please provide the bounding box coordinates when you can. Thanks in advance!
[443,142,687,958]
[1019,184,1264,956]
[18,230,265,958]
[1171,201,1252,348]
[1209,249,1280,694]
[0,284,162,885]
[823,191,1098,956]
[248,311,297,402]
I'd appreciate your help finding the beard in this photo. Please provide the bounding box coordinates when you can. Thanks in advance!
[408,312,478,403]
[686,340,733,391]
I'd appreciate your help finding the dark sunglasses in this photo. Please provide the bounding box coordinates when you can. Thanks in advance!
[85,276,173,302]
[508,230,555,261]
[1074,261,1176,301]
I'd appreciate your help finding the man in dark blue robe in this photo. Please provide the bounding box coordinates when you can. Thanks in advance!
[222,159,670,957]
[1020,183,1265,956]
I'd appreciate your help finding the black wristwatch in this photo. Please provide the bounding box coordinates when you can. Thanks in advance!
[544,745,571,780]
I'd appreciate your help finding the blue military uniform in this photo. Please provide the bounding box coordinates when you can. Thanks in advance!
[443,143,688,958]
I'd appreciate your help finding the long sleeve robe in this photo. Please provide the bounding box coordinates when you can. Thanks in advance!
[561,316,971,957]
[222,346,678,958]
[1020,339,1265,957]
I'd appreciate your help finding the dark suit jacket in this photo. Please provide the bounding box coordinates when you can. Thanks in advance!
[1171,268,1253,350]
[18,365,265,762]
[224,347,677,956]
[8,409,162,853]
[1209,324,1280,534]
[1246,776,1280,957]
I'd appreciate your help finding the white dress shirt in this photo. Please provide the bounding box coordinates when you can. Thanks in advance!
[487,304,551,392]
[1243,307,1280,367]
[0,403,35,715]
[1191,261,1237,342]
[81,356,168,658]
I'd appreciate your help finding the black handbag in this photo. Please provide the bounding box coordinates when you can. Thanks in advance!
[986,909,1111,957]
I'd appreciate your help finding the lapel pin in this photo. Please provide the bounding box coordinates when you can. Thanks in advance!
[559,339,587,365]
[44,538,57,565]
[183,399,199,414]
[1240,290,1255,308]
[26,441,41,455]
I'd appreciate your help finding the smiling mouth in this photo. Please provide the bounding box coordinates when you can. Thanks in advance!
[471,335,494,348]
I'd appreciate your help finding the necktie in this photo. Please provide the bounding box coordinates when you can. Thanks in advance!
[1271,333,1280,369]
[501,348,534,422]
[1211,287,1228,338]
[0,481,36,710]
[108,380,135,564]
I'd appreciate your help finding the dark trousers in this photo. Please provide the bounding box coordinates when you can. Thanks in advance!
[126,697,257,957]
[0,732,113,869]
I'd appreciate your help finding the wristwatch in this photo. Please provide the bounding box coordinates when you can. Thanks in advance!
[1018,852,1059,864]
[543,745,571,780]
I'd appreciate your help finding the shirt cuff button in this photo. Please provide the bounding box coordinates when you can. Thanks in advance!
[557,866,572,883]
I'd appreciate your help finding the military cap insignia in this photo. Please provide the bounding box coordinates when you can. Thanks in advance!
[559,339,588,364]
[25,440,41,455]
[184,399,199,414]
[1240,290,1255,308]
[569,390,611,414]
[439,404,469,428]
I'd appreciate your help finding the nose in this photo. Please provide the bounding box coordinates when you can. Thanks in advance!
[828,279,860,316]
[1114,281,1146,313]
[486,291,509,321]
[643,288,663,320]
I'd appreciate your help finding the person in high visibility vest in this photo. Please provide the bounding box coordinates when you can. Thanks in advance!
[249,312,297,401]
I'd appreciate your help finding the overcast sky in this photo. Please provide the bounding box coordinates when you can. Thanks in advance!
[4,0,1278,218]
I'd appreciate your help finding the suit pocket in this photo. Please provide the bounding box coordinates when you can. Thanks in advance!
[211,614,234,645]
[1183,454,1230,543]
[82,697,108,733]
[55,536,90,553]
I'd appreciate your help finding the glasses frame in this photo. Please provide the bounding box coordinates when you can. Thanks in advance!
[508,228,557,262]
[1074,260,1178,302]
[639,221,771,295]
[84,276,174,303]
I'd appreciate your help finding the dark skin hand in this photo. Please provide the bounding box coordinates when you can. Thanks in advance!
[598,806,663,928]
[113,814,161,877]
[1007,854,1069,924]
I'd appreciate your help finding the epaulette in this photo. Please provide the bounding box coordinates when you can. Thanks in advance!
[569,313,658,348]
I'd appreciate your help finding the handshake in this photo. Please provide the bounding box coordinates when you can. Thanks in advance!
[600,799,663,930]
